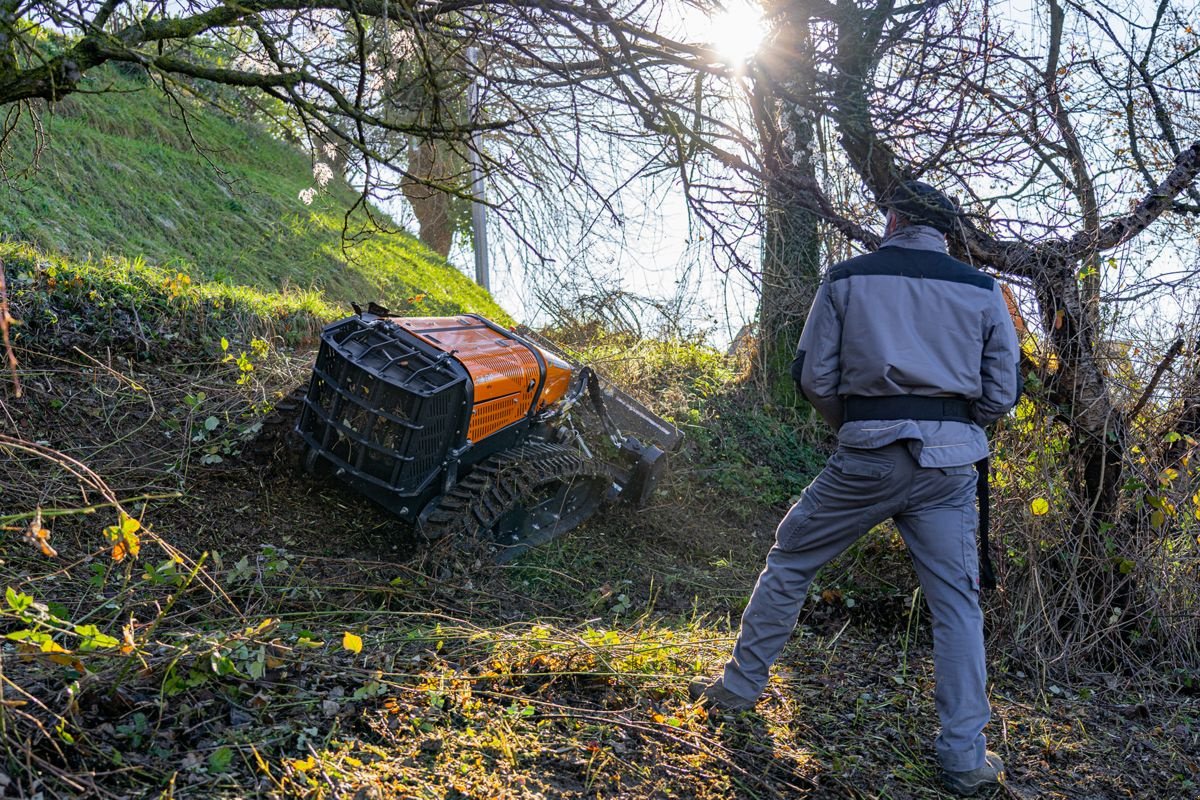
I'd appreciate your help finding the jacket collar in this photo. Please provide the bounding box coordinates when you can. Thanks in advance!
[879,225,947,254]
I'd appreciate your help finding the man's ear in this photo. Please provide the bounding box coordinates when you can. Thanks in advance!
[883,210,899,236]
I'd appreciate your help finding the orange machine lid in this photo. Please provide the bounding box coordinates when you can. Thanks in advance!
[395,314,572,409]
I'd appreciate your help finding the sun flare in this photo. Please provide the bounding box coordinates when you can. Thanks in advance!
[704,2,767,64]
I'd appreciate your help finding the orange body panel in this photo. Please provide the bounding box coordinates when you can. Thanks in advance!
[397,316,573,443]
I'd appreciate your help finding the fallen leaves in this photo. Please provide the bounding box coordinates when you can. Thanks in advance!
[23,509,56,558]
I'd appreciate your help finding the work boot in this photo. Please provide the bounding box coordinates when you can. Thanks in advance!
[940,751,1004,797]
[687,677,757,712]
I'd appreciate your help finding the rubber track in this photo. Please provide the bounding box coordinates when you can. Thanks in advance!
[420,442,611,554]
[244,383,308,466]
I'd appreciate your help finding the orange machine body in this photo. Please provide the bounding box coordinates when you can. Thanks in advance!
[397,316,573,443]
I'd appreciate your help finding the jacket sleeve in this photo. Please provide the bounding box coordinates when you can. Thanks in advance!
[972,283,1022,427]
[792,282,844,429]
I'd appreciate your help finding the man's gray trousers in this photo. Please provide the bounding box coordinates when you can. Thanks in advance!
[721,442,989,772]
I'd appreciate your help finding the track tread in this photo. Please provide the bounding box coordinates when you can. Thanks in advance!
[419,442,611,561]
[244,383,308,466]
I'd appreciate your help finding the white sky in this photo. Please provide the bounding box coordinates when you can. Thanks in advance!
[438,1,767,348]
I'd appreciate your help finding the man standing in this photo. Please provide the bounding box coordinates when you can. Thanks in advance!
[691,181,1021,797]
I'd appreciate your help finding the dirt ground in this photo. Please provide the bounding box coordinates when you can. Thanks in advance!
[1,344,1197,799]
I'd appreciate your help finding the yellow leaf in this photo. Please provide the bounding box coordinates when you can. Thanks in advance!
[292,756,315,772]
[342,632,363,654]
[247,618,279,636]
[1031,498,1050,516]
[48,653,86,671]
[105,514,142,562]
[121,622,137,656]
[112,531,140,562]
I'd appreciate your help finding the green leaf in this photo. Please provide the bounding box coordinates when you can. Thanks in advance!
[207,745,234,774]
[211,653,238,676]
[47,602,71,624]
[75,624,120,651]
[204,416,220,432]
[246,647,266,679]
[5,587,33,613]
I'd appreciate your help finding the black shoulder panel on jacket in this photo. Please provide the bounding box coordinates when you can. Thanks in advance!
[827,248,994,290]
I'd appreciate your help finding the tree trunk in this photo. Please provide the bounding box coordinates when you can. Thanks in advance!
[401,139,455,258]
[1035,256,1136,643]
[754,11,822,407]
[757,111,820,407]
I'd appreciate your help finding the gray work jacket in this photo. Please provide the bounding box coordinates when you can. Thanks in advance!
[793,239,1021,468]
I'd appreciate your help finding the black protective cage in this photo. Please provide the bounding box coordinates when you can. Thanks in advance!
[296,315,473,519]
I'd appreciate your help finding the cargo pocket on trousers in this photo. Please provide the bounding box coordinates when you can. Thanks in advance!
[776,491,820,551]
[961,505,981,591]
[833,448,895,480]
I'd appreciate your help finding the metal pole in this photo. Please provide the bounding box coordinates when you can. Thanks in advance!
[466,47,490,292]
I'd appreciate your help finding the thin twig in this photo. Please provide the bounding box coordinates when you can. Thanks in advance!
[1129,337,1184,420]
[0,257,22,398]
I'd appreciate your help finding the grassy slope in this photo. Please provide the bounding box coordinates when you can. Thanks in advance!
[0,68,506,322]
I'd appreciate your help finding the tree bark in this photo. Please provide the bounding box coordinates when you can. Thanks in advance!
[401,139,455,258]
[754,6,822,406]
[758,113,820,406]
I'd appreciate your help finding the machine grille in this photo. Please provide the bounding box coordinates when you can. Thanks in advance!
[297,317,468,500]
[467,395,525,442]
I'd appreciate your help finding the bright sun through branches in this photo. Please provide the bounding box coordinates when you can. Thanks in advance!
[704,1,768,63]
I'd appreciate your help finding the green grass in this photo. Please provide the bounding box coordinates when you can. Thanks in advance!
[0,67,506,322]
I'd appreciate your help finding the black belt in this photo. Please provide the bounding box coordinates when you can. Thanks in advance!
[844,395,972,424]
[841,395,997,590]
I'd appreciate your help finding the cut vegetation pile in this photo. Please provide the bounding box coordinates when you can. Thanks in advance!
[0,72,1197,799]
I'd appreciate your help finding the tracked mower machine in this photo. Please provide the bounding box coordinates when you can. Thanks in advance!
[292,307,681,561]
